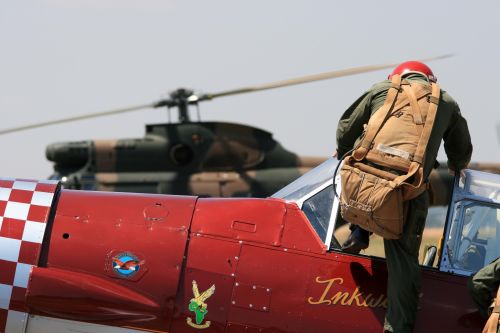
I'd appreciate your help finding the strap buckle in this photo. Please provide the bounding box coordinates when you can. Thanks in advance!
[427,95,439,105]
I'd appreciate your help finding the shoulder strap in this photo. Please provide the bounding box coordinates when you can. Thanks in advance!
[392,83,432,115]
[352,75,401,161]
[391,82,441,199]
[412,82,440,164]
[401,84,423,126]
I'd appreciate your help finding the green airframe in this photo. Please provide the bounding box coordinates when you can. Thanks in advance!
[46,119,323,197]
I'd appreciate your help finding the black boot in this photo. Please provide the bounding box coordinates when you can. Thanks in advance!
[341,226,369,254]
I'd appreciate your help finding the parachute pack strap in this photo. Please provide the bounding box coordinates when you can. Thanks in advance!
[393,161,420,187]
[389,83,432,115]
[401,84,423,125]
[353,74,401,161]
[352,161,398,181]
[412,82,441,164]
[390,161,427,200]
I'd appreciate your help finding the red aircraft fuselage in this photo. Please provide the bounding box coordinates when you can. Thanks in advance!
[0,178,482,333]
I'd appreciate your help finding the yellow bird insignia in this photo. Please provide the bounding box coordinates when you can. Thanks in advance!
[187,280,216,329]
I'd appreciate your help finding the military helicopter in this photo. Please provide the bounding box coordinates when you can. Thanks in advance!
[3,54,491,203]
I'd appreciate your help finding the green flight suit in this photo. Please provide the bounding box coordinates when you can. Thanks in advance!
[468,258,500,319]
[336,74,473,333]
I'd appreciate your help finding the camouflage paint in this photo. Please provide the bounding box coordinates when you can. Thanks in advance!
[46,121,500,201]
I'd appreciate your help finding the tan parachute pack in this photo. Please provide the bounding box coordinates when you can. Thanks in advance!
[339,74,440,239]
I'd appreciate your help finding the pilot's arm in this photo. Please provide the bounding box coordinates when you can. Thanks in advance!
[443,98,473,171]
[335,91,372,159]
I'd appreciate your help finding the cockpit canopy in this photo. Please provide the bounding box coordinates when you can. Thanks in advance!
[274,159,500,276]
[442,170,500,275]
[273,158,339,249]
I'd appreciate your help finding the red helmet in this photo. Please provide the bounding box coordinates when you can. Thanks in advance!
[388,61,437,82]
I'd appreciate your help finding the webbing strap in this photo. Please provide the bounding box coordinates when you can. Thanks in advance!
[392,162,425,200]
[401,84,423,125]
[412,82,441,164]
[391,83,431,114]
[352,75,401,161]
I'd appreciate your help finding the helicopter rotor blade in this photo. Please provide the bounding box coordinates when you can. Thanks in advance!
[202,54,453,100]
[0,103,155,135]
[0,54,453,134]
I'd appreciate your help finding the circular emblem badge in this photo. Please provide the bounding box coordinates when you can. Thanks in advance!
[111,252,143,278]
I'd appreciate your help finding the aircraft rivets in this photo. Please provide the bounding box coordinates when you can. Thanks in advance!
[234,256,239,260]
[232,301,236,305]
[235,282,239,286]
[239,240,243,244]
[252,285,256,289]
[284,248,288,252]
[231,273,235,277]
[249,304,253,308]
[263,307,267,310]
[266,288,270,292]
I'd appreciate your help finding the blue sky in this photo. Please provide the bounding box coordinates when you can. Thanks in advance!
[1,0,498,178]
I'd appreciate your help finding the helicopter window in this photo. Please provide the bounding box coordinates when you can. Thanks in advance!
[446,201,500,272]
[302,185,335,243]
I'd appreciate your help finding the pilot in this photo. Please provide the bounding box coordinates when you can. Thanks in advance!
[468,258,500,332]
[335,61,472,333]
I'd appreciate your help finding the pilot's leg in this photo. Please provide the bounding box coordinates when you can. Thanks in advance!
[383,191,429,333]
[467,257,500,319]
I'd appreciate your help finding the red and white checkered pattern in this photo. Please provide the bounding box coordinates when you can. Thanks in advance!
[0,178,58,333]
